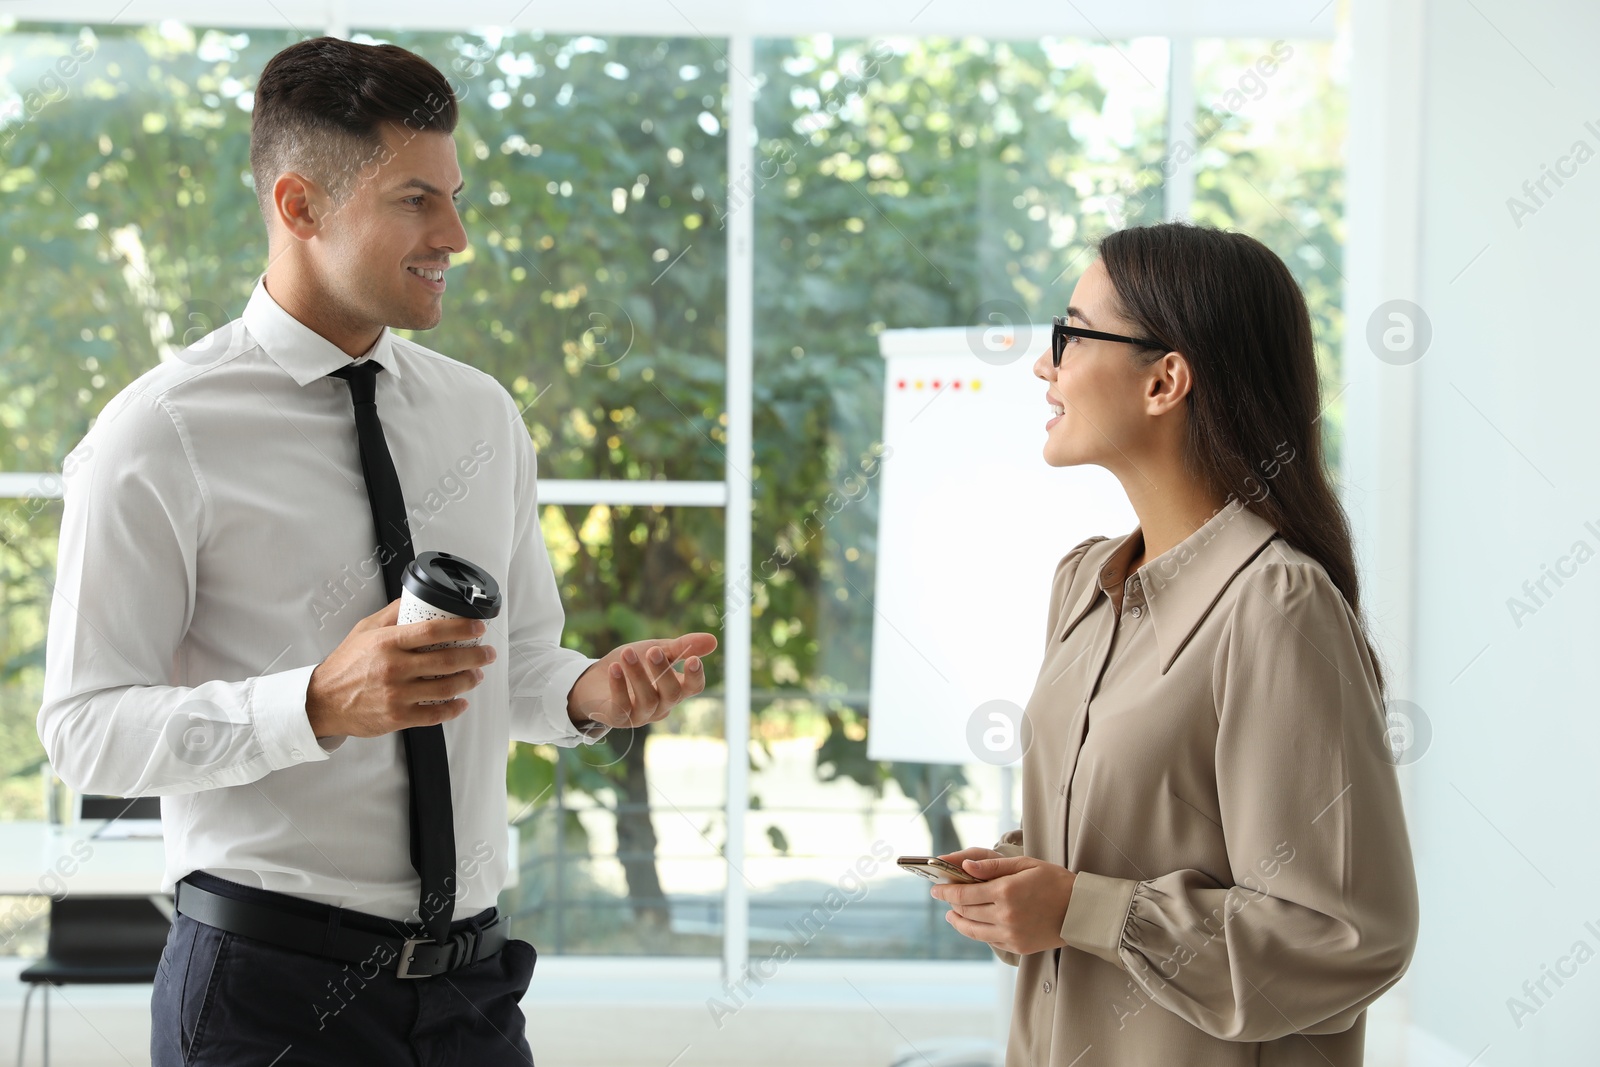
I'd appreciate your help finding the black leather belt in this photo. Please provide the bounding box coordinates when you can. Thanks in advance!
[174,874,510,979]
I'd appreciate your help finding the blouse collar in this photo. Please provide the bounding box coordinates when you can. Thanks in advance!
[1057,499,1280,674]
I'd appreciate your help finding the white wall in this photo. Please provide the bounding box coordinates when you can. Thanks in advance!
[1345,1,1600,1063]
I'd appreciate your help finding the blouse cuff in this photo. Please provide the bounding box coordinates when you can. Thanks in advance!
[1061,871,1139,969]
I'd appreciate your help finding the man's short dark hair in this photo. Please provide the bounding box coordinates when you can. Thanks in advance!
[249,36,458,222]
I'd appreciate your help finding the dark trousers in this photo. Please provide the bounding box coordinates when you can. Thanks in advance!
[151,898,537,1066]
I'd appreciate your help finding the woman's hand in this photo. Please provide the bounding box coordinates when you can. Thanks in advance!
[930,855,1077,957]
[937,846,1003,867]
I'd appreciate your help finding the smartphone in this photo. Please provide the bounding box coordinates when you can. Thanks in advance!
[897,855,984,885]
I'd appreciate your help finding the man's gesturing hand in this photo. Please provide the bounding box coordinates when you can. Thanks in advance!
[567,633,718,730]
[306,599,495,739]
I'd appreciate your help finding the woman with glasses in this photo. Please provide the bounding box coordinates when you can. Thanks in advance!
[931,222,1418,1066]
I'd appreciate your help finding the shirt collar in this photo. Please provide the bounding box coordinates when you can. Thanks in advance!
[1055,499,1279,674]
[241,276,403,386]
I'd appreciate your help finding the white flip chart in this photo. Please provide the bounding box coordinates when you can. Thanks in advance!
[866,326,1137,765]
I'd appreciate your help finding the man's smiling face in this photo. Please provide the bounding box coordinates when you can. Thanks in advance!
[312,124,469,334]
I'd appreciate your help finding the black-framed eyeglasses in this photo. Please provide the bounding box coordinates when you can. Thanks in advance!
[1051,316,1168,367]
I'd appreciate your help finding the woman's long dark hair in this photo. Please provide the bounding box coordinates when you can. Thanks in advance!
[1096,222,1384,697]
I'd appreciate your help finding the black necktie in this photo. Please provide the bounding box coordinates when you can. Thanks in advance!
[329,360,456,945]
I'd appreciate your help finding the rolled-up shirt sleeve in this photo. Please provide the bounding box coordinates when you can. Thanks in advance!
[501,392,603,747]
[38,391,329,798]
[1058,557,1418,1041]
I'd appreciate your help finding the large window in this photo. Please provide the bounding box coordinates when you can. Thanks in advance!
[1189,37,1347,458]
[1,16,1347,967]
[744,35,1167,958]
[348,27,734,956]
[1,24,303,849]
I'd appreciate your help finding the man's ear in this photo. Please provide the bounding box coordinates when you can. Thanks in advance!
[1144,351,1195,417]
[272,171,323,242]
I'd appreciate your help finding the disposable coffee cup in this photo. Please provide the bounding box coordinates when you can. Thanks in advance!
[397,551,503,705]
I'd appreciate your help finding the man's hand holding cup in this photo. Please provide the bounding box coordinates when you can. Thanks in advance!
[306,598,494,739]
[307,550,501,739]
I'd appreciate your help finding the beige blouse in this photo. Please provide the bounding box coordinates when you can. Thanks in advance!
[995,501,1417,1066]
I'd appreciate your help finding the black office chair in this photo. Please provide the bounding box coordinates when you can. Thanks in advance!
[77,794,161,822]
[15,896,173,1066]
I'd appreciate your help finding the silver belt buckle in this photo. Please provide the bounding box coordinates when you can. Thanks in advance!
[396,937,434,979]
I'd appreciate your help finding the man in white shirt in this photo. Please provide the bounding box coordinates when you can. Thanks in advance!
[38,36,715,1066]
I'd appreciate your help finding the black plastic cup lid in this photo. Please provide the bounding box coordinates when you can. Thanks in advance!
[401,551,503,620]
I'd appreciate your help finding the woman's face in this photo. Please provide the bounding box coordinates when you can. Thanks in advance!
[1033,258,1160,470]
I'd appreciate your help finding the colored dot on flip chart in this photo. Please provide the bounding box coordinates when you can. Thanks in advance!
[896,379,906,390]
[914,380,925,390]
[952,380,962,389]
[971,380,983,391]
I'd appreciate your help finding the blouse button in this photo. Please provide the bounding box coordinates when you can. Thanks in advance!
[1043,980,1053,993]
[1130,605,1143,619]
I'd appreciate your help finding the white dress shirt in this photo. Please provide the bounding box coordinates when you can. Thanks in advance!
[40,278,603,921]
